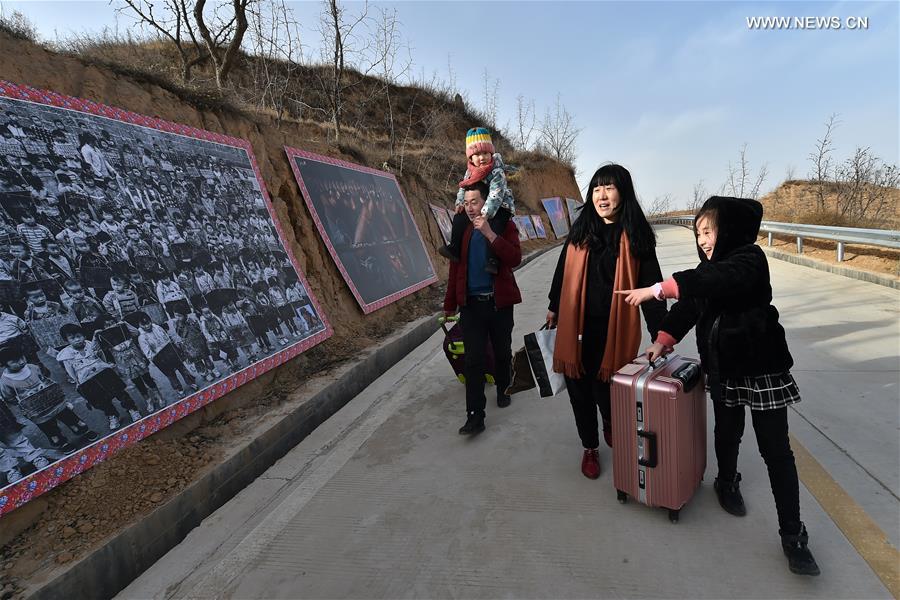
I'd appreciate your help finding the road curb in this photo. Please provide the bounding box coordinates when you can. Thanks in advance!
[23,241,561,600]
[761,247,899,290]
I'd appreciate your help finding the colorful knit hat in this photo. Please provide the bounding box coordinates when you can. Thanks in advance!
[465,127,495,159]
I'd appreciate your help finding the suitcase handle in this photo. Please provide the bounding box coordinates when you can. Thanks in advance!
[647,354,668,371]
[638,430,658,468]
[439,314,460,337]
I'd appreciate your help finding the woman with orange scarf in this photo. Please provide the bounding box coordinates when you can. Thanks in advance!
[547,164,666,479]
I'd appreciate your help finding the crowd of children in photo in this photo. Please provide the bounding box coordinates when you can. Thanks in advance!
[0,99,324,486]
[294,158,434,304]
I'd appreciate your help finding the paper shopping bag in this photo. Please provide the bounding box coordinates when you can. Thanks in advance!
[523,325,565,397]
[505,345,536,395]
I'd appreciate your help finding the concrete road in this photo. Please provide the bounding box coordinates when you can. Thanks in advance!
[120,225,898,599]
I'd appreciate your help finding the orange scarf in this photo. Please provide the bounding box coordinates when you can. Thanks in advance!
[459,158,494,187]
[553,231,641,381]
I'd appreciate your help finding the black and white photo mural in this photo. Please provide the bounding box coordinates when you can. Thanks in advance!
[0,82,331,516]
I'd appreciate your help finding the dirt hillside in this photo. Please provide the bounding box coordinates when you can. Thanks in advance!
[0,30,580,598]
[758,180,900,229]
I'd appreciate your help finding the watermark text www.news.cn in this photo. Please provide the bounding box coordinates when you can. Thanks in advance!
[746,16,869,30]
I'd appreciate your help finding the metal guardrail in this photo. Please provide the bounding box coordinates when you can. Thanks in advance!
[651,215,900,262]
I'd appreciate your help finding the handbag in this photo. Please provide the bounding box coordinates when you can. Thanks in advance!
[504,345,536,395]
[523,324,566,397]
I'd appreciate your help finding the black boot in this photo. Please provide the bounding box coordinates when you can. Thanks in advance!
[458,412,485,435]
[780,522,820,576]
[714,473,747,516]
[497,392,511,408]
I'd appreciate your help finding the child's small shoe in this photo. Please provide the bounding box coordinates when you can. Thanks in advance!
[48,435,75,454]
[484,257,499,274]
[438,245,460,262]
[128,409,143,423]
[33,456,50,469]
[5,467,23,484]
[108,415,121,431]
[780,522,820,576]
[71,421,99,442]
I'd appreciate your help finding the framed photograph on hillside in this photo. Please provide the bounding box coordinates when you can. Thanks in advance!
[513,217,529,241]
[565,197,584,226]
[514,215,537,239]
[541,197,570,239]
[285,148,437,314]
[429,203,453,245]
[0,81,331,516]
[531,215,547,239]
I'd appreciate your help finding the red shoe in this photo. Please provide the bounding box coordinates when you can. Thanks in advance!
[602,420,613,448]
[581,448,600,479]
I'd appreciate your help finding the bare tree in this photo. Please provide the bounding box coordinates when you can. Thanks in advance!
[689,179,707,212]
[784,164,797,182]
[314,0,372,141]
[446,53,458,98]
[117,0,206,82]
[370,6,411,159]
[808,113,840,211]
[246,0,303,120]
[723,143,767,199]
[481,69,500,129]
[513,94,536,151]
[117,0,253,88]
[750,163,768,200]
[539,93,581,167]
[834,147,899,223]
[646,193,673,216]
[193,0,252,89]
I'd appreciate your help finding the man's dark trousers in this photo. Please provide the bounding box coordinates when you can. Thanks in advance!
[459,295,513,417]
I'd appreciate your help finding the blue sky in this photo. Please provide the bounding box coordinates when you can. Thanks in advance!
[4,0,898,208]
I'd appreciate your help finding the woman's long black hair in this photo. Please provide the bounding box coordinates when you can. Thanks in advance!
[568,163,657,258]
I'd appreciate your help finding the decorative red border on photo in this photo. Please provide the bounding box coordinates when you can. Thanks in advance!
[0,80,333,518]
[284,147,438,315]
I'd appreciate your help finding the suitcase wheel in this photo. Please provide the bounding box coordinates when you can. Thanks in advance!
[668,509,680,523]
[616,490,627,504]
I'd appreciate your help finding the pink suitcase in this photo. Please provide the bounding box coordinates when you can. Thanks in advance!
[611,354,706,523]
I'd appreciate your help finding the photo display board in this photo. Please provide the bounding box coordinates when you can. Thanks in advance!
[541,197,570,239]
[531,215,547,239]
[565,197,584,225]
[0,81,331,516]
[429,204,453,246]
[514,215,537,239]
[285,148,437,314]
[513,218,529,241]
